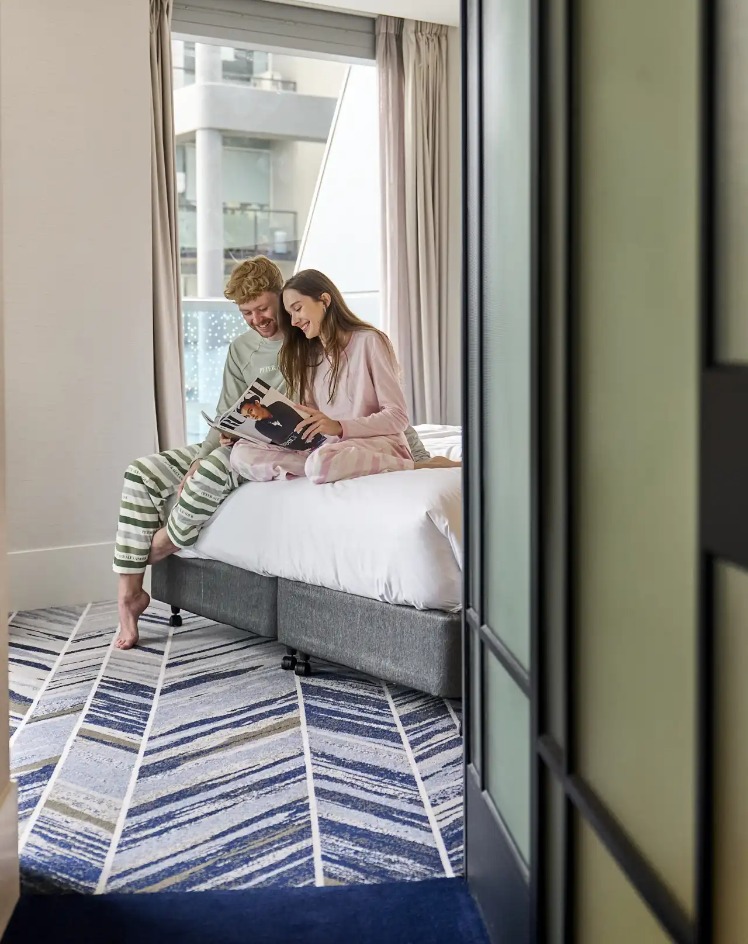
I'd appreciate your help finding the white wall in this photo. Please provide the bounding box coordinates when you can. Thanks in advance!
[0,8,19,925]
[1,0,155,609]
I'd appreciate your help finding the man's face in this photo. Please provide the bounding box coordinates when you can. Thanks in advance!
[238,291,279,339]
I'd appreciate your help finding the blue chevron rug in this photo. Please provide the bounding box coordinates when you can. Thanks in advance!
[8,601,463,894]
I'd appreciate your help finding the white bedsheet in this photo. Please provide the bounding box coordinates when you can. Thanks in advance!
[179,425,463,612]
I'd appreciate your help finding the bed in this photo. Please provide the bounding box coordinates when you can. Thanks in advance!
[151,425,463,697]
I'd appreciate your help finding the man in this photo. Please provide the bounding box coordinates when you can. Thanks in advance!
[113,255,432,650]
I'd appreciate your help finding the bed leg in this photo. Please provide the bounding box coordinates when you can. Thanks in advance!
[293,652,312,678]
[281,646,297,671]
[169,605,183,628]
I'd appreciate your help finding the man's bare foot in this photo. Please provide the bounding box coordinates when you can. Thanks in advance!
[116,590,150,650]
[147,527,178,565]
[414,456,462,470]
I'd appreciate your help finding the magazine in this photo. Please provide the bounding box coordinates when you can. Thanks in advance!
[202,377,326,452]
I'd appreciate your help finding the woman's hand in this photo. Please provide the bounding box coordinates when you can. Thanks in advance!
[219,432,238,447]
[295,408,343,442]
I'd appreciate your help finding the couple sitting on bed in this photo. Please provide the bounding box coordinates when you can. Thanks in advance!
[113,255,460,650]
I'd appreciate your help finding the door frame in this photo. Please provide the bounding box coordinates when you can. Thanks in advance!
[462,1,719,941]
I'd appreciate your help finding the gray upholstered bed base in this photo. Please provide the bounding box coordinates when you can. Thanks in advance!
[151,556,462,698]
[151,556,278,638]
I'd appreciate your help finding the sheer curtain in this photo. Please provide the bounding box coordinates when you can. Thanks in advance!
[377,16,449,425]
[151,0,186,449]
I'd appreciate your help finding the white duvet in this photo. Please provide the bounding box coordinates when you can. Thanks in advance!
[179,425,463,612]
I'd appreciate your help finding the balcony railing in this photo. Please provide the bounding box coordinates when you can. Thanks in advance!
[173,67,297,93]
[178,205,298,262]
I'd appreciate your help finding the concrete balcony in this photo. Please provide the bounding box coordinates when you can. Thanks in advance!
[174,82,337,143]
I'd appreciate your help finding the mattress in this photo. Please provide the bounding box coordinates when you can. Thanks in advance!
[178,425,463,612]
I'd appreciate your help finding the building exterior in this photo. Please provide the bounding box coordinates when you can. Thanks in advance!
[172,40,346,297]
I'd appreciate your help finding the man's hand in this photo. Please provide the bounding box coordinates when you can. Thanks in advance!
[178,459,201,496]
[295,408,343,442]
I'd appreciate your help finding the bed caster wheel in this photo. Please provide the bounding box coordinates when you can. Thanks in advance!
[281,655,297,670]
[169,606,182,628]
[294,661,312,678]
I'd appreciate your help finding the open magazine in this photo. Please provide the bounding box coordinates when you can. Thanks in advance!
[202,377,326,452]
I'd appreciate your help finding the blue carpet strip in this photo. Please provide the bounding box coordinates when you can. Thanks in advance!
[4,879,488,944]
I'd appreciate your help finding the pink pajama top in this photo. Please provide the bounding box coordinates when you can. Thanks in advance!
[307,331,409,445]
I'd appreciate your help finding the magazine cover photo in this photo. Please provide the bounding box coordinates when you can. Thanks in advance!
[203,377,326,451]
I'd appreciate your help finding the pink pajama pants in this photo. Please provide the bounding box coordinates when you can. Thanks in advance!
[230,435,415,485]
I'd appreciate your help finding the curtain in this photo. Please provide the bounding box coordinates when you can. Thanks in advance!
[151,0,186,449]
[377,17,449,425]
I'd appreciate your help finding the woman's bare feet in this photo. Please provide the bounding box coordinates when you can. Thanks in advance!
[414,456,462,470]
[147,527,178,565]
[116,589,150,650]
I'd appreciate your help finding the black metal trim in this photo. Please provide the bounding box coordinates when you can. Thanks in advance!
[460,0,473,845]
[529,0,543,938]
[701,369,748,569]
[467,609,531,698]
[564,0,578,787]
[696,555,715,944]
[564,0,578,940]
[696,0,716,939]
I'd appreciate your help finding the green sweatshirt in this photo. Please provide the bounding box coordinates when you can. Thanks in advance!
[198,329,430,463]
[197,331,285,460]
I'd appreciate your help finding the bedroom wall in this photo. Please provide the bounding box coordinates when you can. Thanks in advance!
[0,6,20,924]
[0,0,155,609]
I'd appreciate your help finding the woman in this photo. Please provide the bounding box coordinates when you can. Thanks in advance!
[230,270,458,484]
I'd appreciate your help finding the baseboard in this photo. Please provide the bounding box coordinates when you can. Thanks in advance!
[7,541,119,610]
[0,781,19,936]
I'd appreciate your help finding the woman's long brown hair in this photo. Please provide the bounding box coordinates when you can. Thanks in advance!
[278,269,395,404]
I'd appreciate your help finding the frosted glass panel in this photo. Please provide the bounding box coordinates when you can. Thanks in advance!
[484,654,530,862]
[715,1,748,363]
[574,0,698,915]
[576,820,672,944]
[480,0,532,669]
[714,561,748,943]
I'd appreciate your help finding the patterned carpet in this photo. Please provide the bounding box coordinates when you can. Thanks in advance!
[8,601,463,894]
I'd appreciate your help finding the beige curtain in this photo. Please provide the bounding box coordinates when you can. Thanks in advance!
[377,17,449,425]
[151,0,186,449]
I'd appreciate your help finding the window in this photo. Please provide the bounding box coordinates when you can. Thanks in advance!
[173,38,382,443]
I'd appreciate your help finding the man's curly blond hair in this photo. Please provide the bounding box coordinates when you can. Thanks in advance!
[224,255,284,304]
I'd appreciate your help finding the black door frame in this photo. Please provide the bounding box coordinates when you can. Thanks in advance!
[462,1,725,941]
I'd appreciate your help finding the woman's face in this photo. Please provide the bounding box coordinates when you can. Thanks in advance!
[283,288,330,340]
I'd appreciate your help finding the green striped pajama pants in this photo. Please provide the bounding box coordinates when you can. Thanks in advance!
[113,444,243,575]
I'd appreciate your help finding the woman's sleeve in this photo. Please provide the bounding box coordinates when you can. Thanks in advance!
[339,333,410,440]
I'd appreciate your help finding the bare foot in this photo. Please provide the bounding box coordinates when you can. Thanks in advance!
[147,527,178,565]
[116,590,150,650]
[414,456,462,470]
